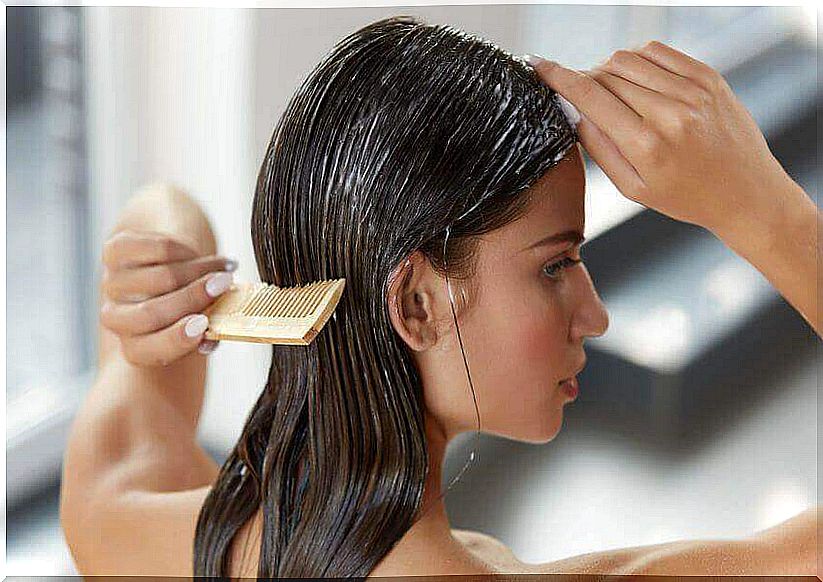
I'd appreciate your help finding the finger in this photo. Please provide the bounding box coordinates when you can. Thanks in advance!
[121,313,211,366]
[104,254,236,302]
[102,229,201,270]
[100,270,234,336]
[575,114,647,201]
[197,339,220,355]
[595,49,696,104]
[585,68,672,119]
[634,40,720,92]
[528,58,645,169]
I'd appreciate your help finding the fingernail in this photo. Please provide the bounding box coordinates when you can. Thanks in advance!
[206,271,233,297]
[525,54,553,67]
[556,94,581,127]
[185,313,209,338]
[224,258,238,272]
[198,340,219,355]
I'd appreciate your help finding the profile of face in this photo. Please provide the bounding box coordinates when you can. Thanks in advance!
[388,144,610,445]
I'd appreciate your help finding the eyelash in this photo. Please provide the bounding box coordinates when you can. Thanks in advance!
[542,256,583,280]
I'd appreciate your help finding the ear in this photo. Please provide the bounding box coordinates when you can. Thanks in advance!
[386,250,442,352]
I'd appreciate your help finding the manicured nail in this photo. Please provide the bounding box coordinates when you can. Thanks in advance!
[525,54,553,67]
[224,258,238,272]
[556,94,581,127]
[206,271,233,297]
[198,340,219,355]
[185,313,209,338]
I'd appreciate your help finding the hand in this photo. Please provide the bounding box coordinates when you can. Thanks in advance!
[530,41,794,234]
[99,229,238,367]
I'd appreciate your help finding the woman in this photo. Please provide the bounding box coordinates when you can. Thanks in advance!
[60,15,820,577]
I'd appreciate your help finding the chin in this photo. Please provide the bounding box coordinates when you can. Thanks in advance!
[506,413,564,445]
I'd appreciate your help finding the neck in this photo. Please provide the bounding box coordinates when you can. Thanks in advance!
[370,410,495,575]
[367,411,499,576]
[411,409,452,534]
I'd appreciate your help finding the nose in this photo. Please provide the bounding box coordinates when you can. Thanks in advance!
[570,265,609,341]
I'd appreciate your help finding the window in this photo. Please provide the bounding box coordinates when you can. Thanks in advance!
[7,6,92,507]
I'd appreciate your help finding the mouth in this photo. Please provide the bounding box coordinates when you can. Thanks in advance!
[559,376,579,399]
[558,359,586,399]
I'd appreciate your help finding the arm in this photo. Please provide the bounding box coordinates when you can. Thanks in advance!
[531,41,820,576]
[531,42,820,340]
[625,506,819,575]
[709,177,820,339]
[540,506,819,576]
[60,184,222,572]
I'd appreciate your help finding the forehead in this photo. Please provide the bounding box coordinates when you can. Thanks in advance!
[492,146,586,250]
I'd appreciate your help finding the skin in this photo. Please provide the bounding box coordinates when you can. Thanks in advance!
[391,146,607,446]
[60,40,820,577]
[372,143,609,576]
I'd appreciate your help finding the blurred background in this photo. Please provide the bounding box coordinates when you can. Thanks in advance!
[5,3,819,575]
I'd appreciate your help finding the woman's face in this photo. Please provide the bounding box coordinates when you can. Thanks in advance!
[395,144,610,444]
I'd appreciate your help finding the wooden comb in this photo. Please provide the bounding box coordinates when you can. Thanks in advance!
[201,278,346,345]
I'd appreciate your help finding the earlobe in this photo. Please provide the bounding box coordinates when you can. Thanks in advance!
[386,252,439,352]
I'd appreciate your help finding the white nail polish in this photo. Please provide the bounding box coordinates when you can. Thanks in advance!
[185,314,209,338]
[524,53,547,67]
[556,94,581,127]
[198,340,218,355]
[206,271,233,297]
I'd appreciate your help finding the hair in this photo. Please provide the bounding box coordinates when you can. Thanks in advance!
[194,14,577,578]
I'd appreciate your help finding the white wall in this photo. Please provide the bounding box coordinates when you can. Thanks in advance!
[84,6,266,452]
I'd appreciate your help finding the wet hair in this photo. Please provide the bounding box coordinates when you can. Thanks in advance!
[194,14,577,578]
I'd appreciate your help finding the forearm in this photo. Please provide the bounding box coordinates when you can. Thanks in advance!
[709,177,820,338]
[63,183,219,502]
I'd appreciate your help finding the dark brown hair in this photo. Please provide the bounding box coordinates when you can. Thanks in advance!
[194,14,577,577]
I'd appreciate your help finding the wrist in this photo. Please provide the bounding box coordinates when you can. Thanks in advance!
[708,175,813,255]
[102,349,208,435]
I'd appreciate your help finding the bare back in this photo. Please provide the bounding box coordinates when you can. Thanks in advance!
[223,507,618,577]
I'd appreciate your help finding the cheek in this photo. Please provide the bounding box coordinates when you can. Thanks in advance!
[468,278,568,400]
[511,289,568,384]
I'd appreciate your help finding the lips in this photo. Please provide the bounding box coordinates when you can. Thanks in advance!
[559,359,586,385]
[559,376,579,399]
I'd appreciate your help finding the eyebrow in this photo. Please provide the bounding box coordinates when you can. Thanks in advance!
[521,229,585,253]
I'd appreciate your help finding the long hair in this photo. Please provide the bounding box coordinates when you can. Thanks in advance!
[194,14,577,577]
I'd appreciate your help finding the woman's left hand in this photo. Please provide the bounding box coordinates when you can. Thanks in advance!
[529,41,795,236]
[99,228,238,367]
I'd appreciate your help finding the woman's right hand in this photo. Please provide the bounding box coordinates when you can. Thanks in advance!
[100,228,237,366]
[528,41,797,235]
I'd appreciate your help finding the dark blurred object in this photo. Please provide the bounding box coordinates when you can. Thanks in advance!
[8,7,43,109]
[578,98,820,445]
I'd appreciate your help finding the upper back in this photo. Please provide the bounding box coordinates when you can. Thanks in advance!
[224,510,542,577]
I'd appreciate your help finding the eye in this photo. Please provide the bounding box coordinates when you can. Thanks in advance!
[542,256,582,281]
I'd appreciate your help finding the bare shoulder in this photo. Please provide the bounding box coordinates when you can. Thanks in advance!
[451,528,531,571]
[451,529,642,575]
[534,544,646,575]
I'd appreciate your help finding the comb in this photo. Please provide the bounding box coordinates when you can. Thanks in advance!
[201,278,346,345]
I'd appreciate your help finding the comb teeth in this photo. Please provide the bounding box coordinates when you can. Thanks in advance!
[202,278,346,345]
[242,280,335,318]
